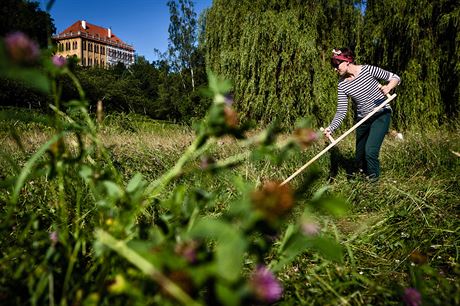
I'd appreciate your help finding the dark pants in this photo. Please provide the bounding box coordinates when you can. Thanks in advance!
[355,109,391,179]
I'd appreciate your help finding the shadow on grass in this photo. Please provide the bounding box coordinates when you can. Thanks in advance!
[328,147,356,181]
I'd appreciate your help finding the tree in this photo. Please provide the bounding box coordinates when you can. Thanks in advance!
[362,0,459,128]
[130,56,160,102]
[167,0,198,91]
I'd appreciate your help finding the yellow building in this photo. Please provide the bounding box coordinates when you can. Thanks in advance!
[52,20,135,68]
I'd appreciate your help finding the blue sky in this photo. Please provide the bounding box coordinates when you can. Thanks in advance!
[38,0,213,62]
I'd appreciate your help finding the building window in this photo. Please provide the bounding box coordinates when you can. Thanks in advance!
[95,45,99,53]
[101,46,105,55]
[88,43,93,52]
[83,41,86,50]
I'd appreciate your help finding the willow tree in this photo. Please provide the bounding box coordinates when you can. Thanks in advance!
[362,0,459,129]
[205,0,363,128]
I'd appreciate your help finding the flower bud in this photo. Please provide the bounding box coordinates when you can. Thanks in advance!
[409,250,427,265]
[224,106,238,128]
[294,128,318,148]
[49,231,58,246]
[249,265,283,303]
[52,55,66,67]
[301,220,320,236]
[4,32,40,64]
[251,181,294,222]
[402,288,422,306]
[200,156,215,171]
[174,240,198,263]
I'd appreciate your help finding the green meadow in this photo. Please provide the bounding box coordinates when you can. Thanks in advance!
[1,108,458,305]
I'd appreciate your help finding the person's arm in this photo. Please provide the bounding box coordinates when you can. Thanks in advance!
[380,78,399,95]
[325,86,348,135]
[368,65,401,95]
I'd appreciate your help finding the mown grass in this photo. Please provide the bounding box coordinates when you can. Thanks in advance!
[1,110,459,305]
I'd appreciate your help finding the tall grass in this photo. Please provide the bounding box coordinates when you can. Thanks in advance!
[1,109,458,305]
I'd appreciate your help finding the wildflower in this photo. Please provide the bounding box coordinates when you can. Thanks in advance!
[200,156,215,171]
[251,181,294,222]
[49,231,58,246]
[294,128,318,148]
[174,240,198,264]
[402,288,422,306]
[52,55,66,67]
[249,265,283,303]
[409,250,428,265]
[224,106,238,128]
[301,220,320,236]
[4,32,40,64]
[224,93,234,106]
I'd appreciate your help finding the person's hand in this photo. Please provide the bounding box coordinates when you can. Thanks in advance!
[323,127,332,138]
[379,84,391,96]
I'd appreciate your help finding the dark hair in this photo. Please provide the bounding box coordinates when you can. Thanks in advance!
[337,48,354,61]
[331,47,355,68]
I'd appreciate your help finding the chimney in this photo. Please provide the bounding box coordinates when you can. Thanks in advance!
[108,28,112,38]
[81,20,86,29]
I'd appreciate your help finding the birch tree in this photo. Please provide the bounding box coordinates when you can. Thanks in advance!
[167,0,198,91]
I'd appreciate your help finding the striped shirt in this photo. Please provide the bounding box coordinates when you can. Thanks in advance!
[327,65,400,133]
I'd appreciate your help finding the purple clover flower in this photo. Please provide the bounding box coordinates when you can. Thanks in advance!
[49,231,58,246]
[402,288,422,306]
[52,55,66,67]
[4,32,40,63]
[301,221,320,236]
[174,241,198,264]
[224,93,234,106]
[249,265,283,303]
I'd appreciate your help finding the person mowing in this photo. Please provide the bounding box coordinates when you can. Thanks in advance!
[323,48,401,182]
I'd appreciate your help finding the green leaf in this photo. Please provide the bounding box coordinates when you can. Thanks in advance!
[271,232,313,272]
[103,181,123,199]
[277,224,297,254]
[310,237,343,263]
[216,281,241,306]
[126,173,144,193]
[189,218,247,282]
[311,196,349,217]
[79,165,93,181]
[208,71,232,96]
[11,132,64,204]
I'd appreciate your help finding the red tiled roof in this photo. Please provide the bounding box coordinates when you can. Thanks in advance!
[56,20,134,50]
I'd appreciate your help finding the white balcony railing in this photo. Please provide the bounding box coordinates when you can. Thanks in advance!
[52,31,134,51]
